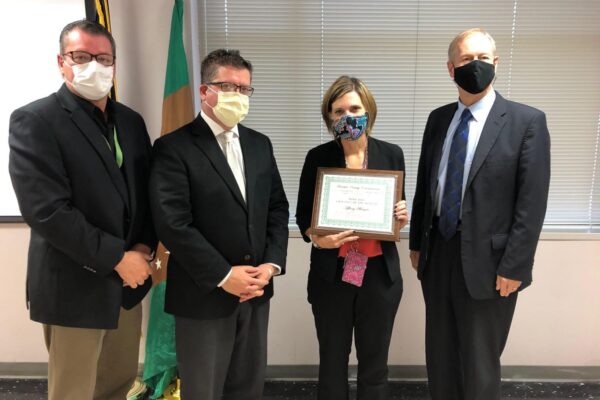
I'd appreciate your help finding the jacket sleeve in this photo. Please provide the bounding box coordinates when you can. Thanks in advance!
[295,149,317,243]
[496,111,551,281]
[149,137,232,295]
[137,118,158,252]
[8,109,124,276]
[262,138,290,273]
[409,113,433,251]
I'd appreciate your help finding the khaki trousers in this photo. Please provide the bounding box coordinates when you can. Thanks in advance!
[43,304,142,400]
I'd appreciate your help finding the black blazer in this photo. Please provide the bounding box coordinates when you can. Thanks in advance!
[149,115,289,319]
[409,92,551,299]
[296,137,405,284]
[9,84,156,329]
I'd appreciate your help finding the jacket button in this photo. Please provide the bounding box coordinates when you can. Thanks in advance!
[243,254,252,261]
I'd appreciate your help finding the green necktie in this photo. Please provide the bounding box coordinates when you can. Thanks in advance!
[113,127,123,168]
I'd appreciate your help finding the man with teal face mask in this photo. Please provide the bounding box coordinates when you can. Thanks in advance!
[9,20,156,400]
[410,28,551,400]
[149,49,289,400]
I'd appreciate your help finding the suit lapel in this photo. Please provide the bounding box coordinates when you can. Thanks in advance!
[430,105,457,201]
[238,125,255,211]
[465,93,507,190]
[366,138,383,169]
[116,110,138,218]
[191,117,247,209]
[56,85,130,211]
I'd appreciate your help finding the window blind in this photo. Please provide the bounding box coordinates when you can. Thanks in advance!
[196,0,600,231]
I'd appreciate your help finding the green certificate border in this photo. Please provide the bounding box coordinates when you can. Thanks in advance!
[318,175,394,232]
[311,168,404,241]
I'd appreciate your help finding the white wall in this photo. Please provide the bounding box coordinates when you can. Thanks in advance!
[0,0,85,218]
[2,223,599,366]
[1,0,599,370]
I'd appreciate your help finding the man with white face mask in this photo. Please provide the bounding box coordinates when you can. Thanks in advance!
[149,49,289,400]
[8,20,156,400]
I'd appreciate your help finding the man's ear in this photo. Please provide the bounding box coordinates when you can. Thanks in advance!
[57,54,65,76]
[447,61,455,80]
[199,84,208,100]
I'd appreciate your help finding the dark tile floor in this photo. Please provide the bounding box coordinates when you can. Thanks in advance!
[0,379,598,399]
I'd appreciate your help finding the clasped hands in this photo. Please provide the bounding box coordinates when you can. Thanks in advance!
[115,243,153,289]
[222,264,275,303]
[309,200,409,249]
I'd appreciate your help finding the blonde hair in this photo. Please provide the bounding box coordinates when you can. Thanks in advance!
[321,76,377,137]
[448,28,497,61]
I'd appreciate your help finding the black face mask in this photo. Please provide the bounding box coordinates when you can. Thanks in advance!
[453,60,495,94]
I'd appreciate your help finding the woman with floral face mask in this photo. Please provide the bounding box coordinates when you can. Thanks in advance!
[296,76,409,399]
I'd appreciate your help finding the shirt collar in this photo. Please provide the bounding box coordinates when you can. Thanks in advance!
[200,110,240,139]
[68,89,116,126]
[457,89,496,122]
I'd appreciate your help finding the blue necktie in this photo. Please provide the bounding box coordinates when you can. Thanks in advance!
[438,108,473,240]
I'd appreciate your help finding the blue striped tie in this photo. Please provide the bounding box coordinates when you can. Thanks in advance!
[438,108,473,240]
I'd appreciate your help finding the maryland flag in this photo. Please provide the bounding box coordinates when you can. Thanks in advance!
[85,0,118,100]
[143,0,194,398]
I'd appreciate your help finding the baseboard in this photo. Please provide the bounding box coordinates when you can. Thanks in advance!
[266,365,600,382]
[0,363,47,378]
[1,363,598,382]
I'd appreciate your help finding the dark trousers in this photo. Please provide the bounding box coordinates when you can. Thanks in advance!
[175,301,269,400]
[422,230,517,400]
[309,256,403,400]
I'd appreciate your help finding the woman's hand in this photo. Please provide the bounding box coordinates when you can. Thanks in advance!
[394,200,409,229]
[309,229,359,249]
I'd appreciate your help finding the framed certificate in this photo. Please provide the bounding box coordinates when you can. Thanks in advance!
[311,167,404,241]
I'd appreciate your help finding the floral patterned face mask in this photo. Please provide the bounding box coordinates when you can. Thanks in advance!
[333,113,368,141]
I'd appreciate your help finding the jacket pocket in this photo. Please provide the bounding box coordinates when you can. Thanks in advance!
[491,233,509,250]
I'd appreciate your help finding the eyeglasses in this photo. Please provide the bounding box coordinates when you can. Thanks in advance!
[63,51,115,66]
[208,82,254,97]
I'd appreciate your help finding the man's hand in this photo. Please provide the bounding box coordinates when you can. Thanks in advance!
[409,250,420,272]
[239,264,275,303]
[115,250,153,288]
[309,229,359,249]
[394,200,409,229]
[496,275,522,297]
[222,266,269,302]
[255,263,276,282]
[131,243,153,257]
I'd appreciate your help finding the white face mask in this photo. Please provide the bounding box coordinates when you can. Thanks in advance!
[208,88,249,127]
[69,60,114,101]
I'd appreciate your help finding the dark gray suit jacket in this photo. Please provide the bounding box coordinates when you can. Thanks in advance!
[409,92,551,299]
[9,84,156,329]
[149,115,289,319]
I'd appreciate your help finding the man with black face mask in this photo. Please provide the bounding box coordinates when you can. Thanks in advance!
[409,28,551,400]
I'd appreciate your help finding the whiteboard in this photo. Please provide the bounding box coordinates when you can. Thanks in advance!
[1,0,85,220]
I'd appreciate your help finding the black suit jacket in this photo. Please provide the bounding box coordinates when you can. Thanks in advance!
[149,115,289,319]
[409,92,551,299]
[296,137,405,284]
[9,84,156,329]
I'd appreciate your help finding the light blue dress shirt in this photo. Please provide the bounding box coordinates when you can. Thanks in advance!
[435,90,496,216]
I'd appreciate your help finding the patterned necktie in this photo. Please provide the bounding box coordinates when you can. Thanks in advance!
[438,108,473,240]
[221,131,246,202]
